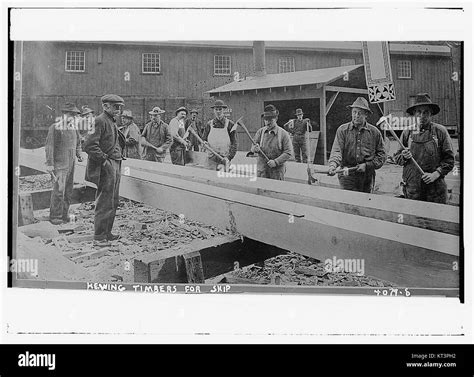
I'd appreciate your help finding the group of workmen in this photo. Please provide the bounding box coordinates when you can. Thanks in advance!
[44,92,455,243]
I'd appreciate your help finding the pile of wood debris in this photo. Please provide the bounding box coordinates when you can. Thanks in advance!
[227,252,395,287]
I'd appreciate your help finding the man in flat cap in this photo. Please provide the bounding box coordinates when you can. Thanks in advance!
[185,109,206,152]
[328,97,386,193]
[45,102,83,225]
[119,110,142,159]
[141,107,172,162]
[283,108,313,163]
[84,94,126,242]
[169,107,190,165]
[202,100,238,170]
[393,93,454,203]
[251,104,293,180]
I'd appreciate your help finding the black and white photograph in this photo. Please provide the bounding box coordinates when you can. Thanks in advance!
[2,4,473,375]
[12,38,462,294]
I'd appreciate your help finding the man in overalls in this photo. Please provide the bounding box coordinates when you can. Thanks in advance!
[394,93,454,203]
[283,108,312,163]
[141,107,172,162]
[185,109,205,151]
[251,104,293,180]
[203,100,238,170]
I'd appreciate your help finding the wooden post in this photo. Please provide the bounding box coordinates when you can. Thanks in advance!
[320,89,327,164]
[183,251,205,283]
[18,193,35,226]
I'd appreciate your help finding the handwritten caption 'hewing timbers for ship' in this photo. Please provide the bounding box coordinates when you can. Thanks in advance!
[86,282,231,293]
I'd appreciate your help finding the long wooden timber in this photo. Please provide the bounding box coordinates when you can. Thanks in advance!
[19,148,460,288]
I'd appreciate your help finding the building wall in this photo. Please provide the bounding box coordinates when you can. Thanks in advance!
[19,41,459,147]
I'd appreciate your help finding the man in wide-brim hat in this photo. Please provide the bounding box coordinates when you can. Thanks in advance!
[250,104,293,180]
[202,99,238,171]
[393,93,454,203]
[119,110,142,159]
[45,102,83,225]
[328,97,386,193]
[141,106,172,162]
[283,108,313,163]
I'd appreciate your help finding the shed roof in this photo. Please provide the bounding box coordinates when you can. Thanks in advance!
[207,64,364,94]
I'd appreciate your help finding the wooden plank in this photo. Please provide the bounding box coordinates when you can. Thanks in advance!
[125,158,459,235]
[20,184,96,211]
[183,251,205,283]
[325,85,369,94]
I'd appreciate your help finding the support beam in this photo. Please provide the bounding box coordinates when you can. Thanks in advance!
[320,91,327,164]
[325,85,369,94]
[19,185,96,211]
[325,91,340,116]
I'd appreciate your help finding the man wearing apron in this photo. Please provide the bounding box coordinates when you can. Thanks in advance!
[394,93,454,203]
[203,100,238,170]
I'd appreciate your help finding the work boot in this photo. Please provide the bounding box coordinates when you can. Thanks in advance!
[107,233,121,241]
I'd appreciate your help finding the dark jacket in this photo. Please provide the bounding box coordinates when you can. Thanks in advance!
[83,111,125,186]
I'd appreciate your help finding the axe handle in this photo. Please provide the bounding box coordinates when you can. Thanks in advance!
[386,125,425,175]
[236,120,270,162]
[188,127,226,162]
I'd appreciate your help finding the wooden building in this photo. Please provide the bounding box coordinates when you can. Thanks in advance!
[16,41,460,151]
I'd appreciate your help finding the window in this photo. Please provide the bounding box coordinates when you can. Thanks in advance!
[398,60,412,79]
[65,51,85,72]
[340,58,356,66]
[214,55,231,76]
[142,53,161,74]
[278,57,295,73]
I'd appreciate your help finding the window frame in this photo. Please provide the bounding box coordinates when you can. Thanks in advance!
[142,52,161,75]
[213,55,232,76]
[278,56,295,73]
[397,60,412,79]
[65,50,86,73]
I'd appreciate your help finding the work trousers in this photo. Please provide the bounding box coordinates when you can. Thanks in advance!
[338,171,374,193]
[94,159,122,240]
[403,177,448,204]
[49,165,75,221]
[170,148,185,166]
[292,135,307,163]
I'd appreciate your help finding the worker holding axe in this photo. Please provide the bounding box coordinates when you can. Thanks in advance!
[390,93,454,203]
[248,104,293,181]
[202,100,238,171]
[328,97,386,193]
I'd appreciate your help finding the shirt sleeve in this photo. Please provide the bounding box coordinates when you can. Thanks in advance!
[161,123,173,151]
[436,127,455,177]
[366,128,386,170]
[274,129,294,166]
[202,121,211,141]
[251,128,262,153]
[328,126,344,169]
[393,130,410,166]
[45,124,55,166]
[75,129,82,158]
[227,120,238,160]
[83,116,107,162]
